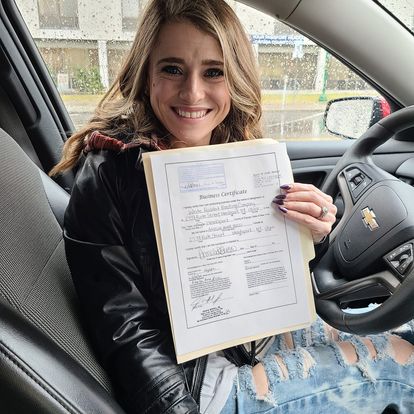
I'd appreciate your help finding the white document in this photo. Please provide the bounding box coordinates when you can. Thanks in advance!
[144,139,315,363]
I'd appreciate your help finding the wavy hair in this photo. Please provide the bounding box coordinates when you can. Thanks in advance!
[51,0,262,175]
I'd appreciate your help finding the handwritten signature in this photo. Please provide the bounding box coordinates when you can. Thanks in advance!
[190,292,225,310]
[198,245,237,259]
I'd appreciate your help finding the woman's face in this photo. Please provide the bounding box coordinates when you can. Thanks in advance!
[148,21,231,148]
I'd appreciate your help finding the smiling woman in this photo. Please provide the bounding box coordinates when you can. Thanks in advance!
[148,21,231,147]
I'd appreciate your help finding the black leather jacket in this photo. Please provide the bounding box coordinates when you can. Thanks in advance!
[64,136,250,413]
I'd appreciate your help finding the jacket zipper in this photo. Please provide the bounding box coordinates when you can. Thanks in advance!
[191,355,208,406]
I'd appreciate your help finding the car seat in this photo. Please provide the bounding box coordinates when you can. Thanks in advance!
[0,128,126,413]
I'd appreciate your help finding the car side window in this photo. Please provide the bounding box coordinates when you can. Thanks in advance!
[15,0,382,141]
[232,2,384,141]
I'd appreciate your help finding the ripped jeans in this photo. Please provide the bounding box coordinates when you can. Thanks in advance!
[221,317,414,414]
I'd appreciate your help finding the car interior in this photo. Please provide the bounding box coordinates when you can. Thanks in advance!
[0,129,125,413]
[0,0,414,412]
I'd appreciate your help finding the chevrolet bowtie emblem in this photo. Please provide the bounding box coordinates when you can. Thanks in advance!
[361,207,379,231]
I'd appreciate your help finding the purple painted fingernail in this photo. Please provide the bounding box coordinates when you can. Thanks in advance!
[280,184,291,190]
[278,206,288,213]
[275,194,286,200]
[273,199,284,205]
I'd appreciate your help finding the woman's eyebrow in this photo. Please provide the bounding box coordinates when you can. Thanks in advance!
[202,59,224,66]
[156,57,184,65]
[156,57,224,66]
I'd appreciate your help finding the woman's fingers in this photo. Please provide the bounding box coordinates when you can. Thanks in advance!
[274,192,336,216]
[277,200,336,221]
[277,206,333,242]
[280,183,333,203]
[275,183,337,243]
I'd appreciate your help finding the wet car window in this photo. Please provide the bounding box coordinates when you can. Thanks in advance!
[15,0,393,141]
[378,0,414,33]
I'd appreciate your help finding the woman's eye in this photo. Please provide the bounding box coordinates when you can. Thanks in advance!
[205,68,224,78]
[161,65,182,75]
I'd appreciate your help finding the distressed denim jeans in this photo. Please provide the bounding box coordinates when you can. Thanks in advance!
[221,317,414,414]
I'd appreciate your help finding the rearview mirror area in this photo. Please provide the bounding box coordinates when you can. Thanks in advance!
[324,97,390,139]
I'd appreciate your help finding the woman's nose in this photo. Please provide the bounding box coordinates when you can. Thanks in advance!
[179,73,205,103]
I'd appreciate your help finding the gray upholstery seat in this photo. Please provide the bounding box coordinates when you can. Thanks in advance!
[0,129,125,413]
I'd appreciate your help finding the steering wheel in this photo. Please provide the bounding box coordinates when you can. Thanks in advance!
[313,105,414,335]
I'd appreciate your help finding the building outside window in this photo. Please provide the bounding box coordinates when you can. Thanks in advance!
[38,0,78,29]
[122,0,142,31]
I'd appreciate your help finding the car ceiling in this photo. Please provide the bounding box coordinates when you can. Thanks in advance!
[241,0,414,108]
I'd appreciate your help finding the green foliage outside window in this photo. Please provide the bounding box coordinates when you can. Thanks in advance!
[73,67,104,94]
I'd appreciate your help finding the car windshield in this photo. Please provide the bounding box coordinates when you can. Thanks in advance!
[13,0,414,141]
[378,0,414,33]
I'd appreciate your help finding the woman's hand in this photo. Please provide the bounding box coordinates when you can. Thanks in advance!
[273,183,337,243]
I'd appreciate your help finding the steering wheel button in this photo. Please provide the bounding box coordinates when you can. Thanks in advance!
[385,243,413,276]
[400,254,409,263]
[354,175,364,185]
[397,257,412,275]
[390,259,400,268]
[349,175,372,201]
[397,245,411,255]
[346,168,360,179]
[388,252,398,260]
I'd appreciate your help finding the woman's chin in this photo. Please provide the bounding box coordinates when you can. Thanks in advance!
[170,133,211,148]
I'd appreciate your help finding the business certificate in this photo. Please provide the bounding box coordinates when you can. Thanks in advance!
[143,139,315,363]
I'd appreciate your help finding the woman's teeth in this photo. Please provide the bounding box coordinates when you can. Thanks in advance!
[176,109,207,119]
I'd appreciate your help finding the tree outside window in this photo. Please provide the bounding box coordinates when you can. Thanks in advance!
[38,0,78,29]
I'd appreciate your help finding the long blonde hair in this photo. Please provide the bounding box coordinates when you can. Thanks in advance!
[51,0,262,175]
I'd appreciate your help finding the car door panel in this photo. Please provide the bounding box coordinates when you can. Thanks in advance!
[0,0,74,190]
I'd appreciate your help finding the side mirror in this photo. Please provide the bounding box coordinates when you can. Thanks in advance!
[324,96,390,139]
